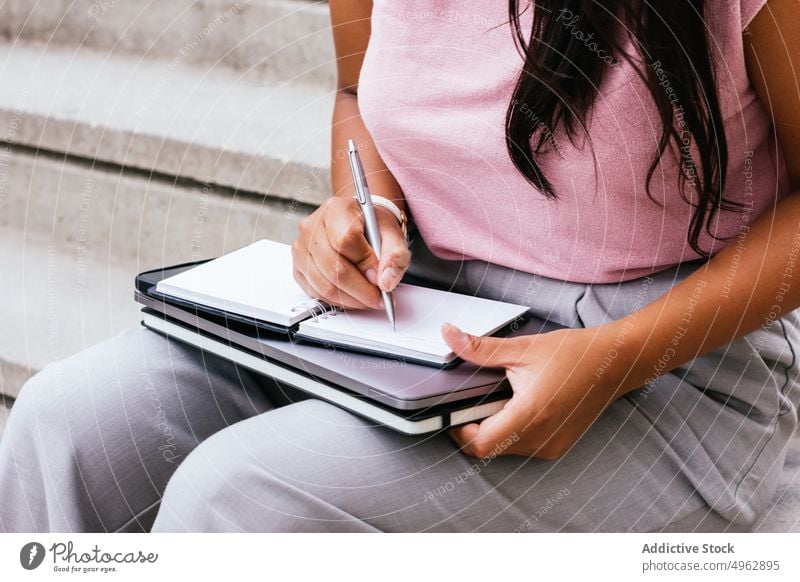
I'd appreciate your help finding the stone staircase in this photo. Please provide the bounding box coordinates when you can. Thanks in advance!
[0,0,798,532]
[0,0,330,417]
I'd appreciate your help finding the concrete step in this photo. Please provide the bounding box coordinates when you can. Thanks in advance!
[0,0,335,89]
[0,143,311,400]
[0,397,10,439]
[0,146,310,268]
[0,42,334,207]
[0,230,141,401]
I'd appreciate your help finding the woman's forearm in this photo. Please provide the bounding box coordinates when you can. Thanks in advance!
[613,192,800,395]
[331,90,406,211]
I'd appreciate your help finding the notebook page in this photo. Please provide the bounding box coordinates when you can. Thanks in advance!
[299,284,528,358]
[155,240,316,326]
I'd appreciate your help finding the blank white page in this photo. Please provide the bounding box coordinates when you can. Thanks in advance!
[297,284,528,363]
[155,239,317,327]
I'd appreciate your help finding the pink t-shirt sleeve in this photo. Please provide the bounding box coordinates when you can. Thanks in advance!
[741,0,768,29]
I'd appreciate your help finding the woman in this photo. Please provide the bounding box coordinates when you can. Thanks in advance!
[1,0,799,532]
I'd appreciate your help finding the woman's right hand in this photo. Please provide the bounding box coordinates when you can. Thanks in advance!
[292,196,410,310]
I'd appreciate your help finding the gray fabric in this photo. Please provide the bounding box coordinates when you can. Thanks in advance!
[1,240,798,532]
[0,326,275,532]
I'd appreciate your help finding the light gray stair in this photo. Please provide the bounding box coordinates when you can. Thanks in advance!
[0,0,335,89]
[0,4,330,402]
[0,43,334,206]
[0,397,11,439]
[0,229,141,402]
[0,146,310,400]
[1,146,310,268]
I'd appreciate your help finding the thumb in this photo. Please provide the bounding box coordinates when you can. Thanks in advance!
[441,323,521,368]
[450,404,520,459]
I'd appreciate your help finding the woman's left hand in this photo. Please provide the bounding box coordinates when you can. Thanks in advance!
[441,321,634,460]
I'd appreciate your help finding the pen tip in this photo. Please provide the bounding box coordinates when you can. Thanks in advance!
[347,139,356,153]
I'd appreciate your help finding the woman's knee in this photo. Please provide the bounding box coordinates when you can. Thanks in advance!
[153,414,273,532]
[6,327,178,456]
[153,400,383,532]
[7,356,90,447]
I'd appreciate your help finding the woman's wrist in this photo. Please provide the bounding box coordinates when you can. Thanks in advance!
[357,195,408,239]
[604,303,703,397]
[590,316,653,398]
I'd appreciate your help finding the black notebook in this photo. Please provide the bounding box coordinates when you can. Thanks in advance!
[154,239,528,366]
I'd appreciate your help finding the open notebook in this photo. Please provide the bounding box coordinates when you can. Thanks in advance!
[155,239,529,366]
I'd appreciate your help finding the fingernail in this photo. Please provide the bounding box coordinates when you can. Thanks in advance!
[365,268,378,286]
[380,267,401,291]
[442,323,467,343]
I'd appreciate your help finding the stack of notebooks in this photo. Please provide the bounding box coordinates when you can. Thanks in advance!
[136,239,555,434]
[153,239,529,367]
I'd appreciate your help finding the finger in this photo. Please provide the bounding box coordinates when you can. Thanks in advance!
[297,254,372,310]
[308,232,383,309]
[292,269,314,298]
[323,199,378,276]
[441,323,526,368]
[449,404,521,459]
[374,207,411,292]
[449,423,481,453]
[293,235,371,309]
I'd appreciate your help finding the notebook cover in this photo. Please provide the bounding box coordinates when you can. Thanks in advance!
[135,261,293,336]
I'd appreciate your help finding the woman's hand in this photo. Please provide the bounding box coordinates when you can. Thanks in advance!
[292,196,410,310]
[441,321,632,460]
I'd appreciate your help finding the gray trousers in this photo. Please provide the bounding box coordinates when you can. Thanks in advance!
[1,241,798,532]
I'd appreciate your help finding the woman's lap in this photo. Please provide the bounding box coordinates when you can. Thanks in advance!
[150,250,797,532]
[151,395,713,532]
[432,249,800,526]
[0,319,786,533]
[2,244,798,532]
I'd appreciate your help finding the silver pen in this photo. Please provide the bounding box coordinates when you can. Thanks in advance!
[347,139,397,331]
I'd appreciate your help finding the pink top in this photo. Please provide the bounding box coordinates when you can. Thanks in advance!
[357,0,788,283]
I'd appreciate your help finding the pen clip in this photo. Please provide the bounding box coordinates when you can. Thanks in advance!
[347,140,369,204]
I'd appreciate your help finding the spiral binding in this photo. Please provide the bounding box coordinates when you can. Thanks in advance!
[291,300,339,323]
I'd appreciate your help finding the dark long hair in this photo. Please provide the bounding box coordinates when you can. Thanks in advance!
[506,0,740,255]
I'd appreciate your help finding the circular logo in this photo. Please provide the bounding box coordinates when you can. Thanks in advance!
[20,542,46,570]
